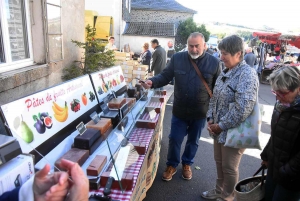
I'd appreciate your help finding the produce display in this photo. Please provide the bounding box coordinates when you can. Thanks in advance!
[52,101,68,122]
[33,112,53,134]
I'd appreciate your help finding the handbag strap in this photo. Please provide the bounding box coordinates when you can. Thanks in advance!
[253,165,266,190]
[189,57,212,98]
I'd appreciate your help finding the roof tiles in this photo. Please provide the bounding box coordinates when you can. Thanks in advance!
[131,0,197,14]
[123,22,175,37]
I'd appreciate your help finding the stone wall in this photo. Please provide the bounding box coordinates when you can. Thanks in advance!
[130,10,193,25]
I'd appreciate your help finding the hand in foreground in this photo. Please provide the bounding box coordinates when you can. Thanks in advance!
[140,79,152,89]
[60,159,89,201]
[33,164,69,201]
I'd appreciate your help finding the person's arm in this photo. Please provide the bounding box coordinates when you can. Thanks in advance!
[218,68,258,131]
[148,55,174,88]
[145,51,151,65]
[207,61,222,122]
[279,136,300,181]
[0,187,21,201]
[150,51,157,72]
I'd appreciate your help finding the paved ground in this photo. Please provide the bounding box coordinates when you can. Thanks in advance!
[143,82,275,201]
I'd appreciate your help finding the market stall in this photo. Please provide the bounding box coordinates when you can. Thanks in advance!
[0,65,166,201]
[251,32,300,84]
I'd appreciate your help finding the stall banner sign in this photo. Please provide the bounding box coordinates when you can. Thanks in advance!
[90,66,126,102]
[0,75,98,153]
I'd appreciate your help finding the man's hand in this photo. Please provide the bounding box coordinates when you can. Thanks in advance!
[140,79,152,89]
[60,159,89,201]
[33,164,69,201]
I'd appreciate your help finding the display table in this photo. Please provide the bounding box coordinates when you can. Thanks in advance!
[91,94,166,201]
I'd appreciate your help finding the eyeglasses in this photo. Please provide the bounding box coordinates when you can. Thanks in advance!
[271,90,292,98]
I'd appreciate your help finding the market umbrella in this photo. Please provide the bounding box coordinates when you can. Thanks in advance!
[288,36,300,49]
[252,32,281,44]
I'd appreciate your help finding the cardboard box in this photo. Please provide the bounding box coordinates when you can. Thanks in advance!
[114,61,123,65]
[133,65,148,71]
[133,74,147,79]
[125,78,132,83]
[115,56,129,61]
[122,69,132,74]
[123,60,138,66]
[114,51,130,57]
[133,70,147,75]
[0,154,35,195]
[121,65,134,71]
[124,73,133,78]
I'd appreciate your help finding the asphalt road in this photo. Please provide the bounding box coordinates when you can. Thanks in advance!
[143,83,276,201]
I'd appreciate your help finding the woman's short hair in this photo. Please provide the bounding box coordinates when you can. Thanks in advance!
[143,42,149,49]
[218,35,244,61]
[268,66,300,91]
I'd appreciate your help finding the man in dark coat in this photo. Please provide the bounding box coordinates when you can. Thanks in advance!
[141,32,222,182]
[150,39,166,76]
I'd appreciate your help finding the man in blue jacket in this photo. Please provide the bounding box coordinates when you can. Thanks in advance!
[141,32,221,181]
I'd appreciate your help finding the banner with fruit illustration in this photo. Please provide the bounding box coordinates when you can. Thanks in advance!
[0,75,98,153]
[90,66,126,101]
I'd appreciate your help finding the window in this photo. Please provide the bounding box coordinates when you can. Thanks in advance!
[0,0,33,72]
[45,0,63,62]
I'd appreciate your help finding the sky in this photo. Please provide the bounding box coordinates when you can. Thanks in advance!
[176,0,300,33]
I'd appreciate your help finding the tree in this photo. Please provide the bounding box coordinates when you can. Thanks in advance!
[216,32,226,39]
[62,25,115,80]
[175,18,210,51]
[235,30,253,42]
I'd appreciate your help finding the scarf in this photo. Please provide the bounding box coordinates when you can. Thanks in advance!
[275,95,300,113]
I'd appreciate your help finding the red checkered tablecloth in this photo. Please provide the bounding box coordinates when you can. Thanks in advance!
[93,127,154,201]
[148,101,162,108]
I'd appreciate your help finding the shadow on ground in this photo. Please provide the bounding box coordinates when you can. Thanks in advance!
[143,95,264,201]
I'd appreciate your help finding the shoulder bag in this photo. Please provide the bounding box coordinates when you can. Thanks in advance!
[224,93,263,150]
[189,57,212,98]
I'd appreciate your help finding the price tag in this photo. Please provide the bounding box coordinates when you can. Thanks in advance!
[76,122,87,135]
[149,109,156,120]
[90,111,100,124]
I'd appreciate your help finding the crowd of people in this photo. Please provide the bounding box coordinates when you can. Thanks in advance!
[1,33,300,201]
[140,33,300,201]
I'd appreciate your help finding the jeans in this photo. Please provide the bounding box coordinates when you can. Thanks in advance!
[166,115,206,167]
[264,171,300,201]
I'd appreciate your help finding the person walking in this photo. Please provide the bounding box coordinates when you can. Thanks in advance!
[140,32,222,181]
[201,35,258,201]
[244,47,257,68]
[150,39,166,75]
[261,66,300,201]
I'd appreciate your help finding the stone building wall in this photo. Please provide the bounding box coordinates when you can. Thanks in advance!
[130,10,193,25]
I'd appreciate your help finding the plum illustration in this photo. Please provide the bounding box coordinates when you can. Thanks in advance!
[34,118,46,134]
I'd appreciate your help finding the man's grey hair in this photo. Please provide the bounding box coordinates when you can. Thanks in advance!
[268,66,300,91]
[187,32,205,44]
[218,35,244,61]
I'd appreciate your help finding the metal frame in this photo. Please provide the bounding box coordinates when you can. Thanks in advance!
[43,0,63,63]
